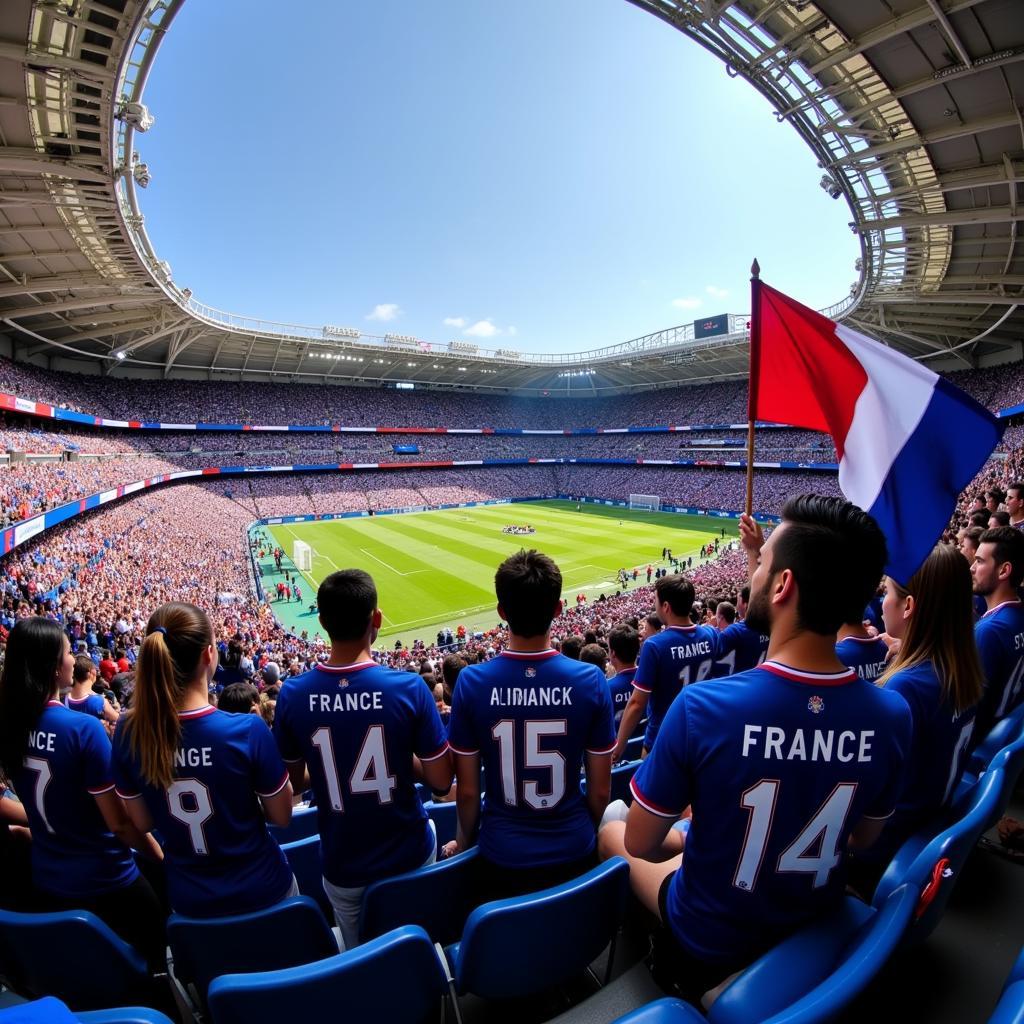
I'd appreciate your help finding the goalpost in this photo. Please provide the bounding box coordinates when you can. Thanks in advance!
[628,493,661,512]
[293,539,312,572]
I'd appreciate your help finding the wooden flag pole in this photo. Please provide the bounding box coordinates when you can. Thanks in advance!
[745,258,761,518]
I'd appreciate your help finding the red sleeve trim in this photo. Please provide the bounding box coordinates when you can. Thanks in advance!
[448,743,479,756]
[586,742,617,756]
[282,756,304,765]
[632,680,652,694]
[419,742,450,762]
[629,777,679,819]
[113,787,141,800]
[88,782,116,796]
[256,771,291,799]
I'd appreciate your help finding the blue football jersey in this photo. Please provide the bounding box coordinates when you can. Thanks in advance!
[447,649,616,868]
[634,624,721,749]
[9,700,138,899]
[607,668,636,723]
[712,621,769,678]
[631,662,912,964]
[65,693,106,719]
[835,636,890,682]
[273,661,448,888]
[112,706,292,917]
[874,660,977,862]
[974,600,1024,740]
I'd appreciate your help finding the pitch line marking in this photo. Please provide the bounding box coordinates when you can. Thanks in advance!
[359,547,429,576]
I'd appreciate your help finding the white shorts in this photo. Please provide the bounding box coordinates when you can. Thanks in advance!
[322,820,437,951]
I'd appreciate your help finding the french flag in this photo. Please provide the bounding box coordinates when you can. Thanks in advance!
[750,281,1004,584]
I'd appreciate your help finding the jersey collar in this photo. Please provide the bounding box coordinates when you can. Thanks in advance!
[45,699,63,707]
[315,660,377,674]
[180,705,216,719]
[500,649,559,660]
[762,661,857,687]
[984,599,1023,618]
[667,623,698,632]
[839,635,882,644]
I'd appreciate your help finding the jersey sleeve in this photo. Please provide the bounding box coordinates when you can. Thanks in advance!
[863,692,913,819]
[412,680,450,762]
[109,721,141,800]
[633,638,657,694]
[974,620,1003,699]
[78,717,116,797]
[272,682,304,763]
[447,673,479,756]
[249,718,290,797]
[586,668,617,755]
[717,623,742,656]
[630,693,692,818]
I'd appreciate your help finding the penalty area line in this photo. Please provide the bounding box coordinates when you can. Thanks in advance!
[359,547,429,577]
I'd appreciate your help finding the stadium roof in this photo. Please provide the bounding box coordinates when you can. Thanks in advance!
[0,0,1019,396]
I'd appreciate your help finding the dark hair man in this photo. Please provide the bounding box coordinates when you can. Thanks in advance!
[607,624,640,726]
[447,550,615,902]
[611,575,721,761]
[273,569,452,949]
[599,495,911,1007]
[971,526,1024,739]
[1005,483,1024,530]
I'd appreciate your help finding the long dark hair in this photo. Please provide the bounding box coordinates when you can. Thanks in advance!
[123,602,213,789]
[0,617,67,783]
[879,545,983,714]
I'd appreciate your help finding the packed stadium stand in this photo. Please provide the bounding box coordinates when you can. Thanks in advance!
[0,0,1023,1022]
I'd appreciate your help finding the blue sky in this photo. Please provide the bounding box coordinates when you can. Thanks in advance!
[139,0,859,354]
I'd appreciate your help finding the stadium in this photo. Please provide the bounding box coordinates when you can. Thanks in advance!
[0,0,1022,1022]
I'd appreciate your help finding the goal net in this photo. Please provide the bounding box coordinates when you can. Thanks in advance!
[629,493,661,512]
[293,539,312,572]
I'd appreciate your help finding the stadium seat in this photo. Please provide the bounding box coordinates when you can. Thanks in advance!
[610,760,641,804]
[969,703,1024,775]
[205,925,447,1024]
[444,857,630,1001]
[424,800,457,846]
[988,944,1024,1024]
[166,895,338,1009]
[708,883,918,1024]
[872,767,1005,944]
[280,835,331,916]
[0,910,153,1011]
[625,735,645,760]
[267,805,317,844]
[611,997,706,1023]
[359,848,479,947]
[77,1008,176,1024]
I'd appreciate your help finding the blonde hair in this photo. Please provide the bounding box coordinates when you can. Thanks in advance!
[124,602,213,789]
[878,545,983,714]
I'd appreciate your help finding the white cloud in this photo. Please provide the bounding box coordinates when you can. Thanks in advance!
[705,285,729,300]
[443,316,467,328]
[464,319,501,338]
[366,303,400,322]
[671,297,701,311]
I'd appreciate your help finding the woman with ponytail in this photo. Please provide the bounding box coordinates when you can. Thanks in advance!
[0,617,165,963]
[850,545,983,892]
[112,602,296,917]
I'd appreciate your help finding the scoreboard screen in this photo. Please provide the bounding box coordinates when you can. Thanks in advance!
[694,313,730,339]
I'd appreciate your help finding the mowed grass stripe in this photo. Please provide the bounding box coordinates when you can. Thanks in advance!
[266,502,736,642]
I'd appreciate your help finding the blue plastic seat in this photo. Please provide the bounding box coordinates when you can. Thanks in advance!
[611,997,705,1023]
[167,895,337,1008]
[424,800,457,845]
[988,944,1024,1024]
[267,805,317,844]
[872,767,1005,944]
[969,703,1024,775]
[360,848,478,946]
[610,760,641,804]
[708,884,919,1024]
[205,925,446,1024]
[280,834,331,916]
[77,1008,176,1024]
[445,857,630,1000]
[0,910,152,1011]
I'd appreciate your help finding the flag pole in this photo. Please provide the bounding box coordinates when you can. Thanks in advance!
[745,258,761,518]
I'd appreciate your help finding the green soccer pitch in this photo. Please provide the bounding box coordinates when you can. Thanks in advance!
[255,499,737,648]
